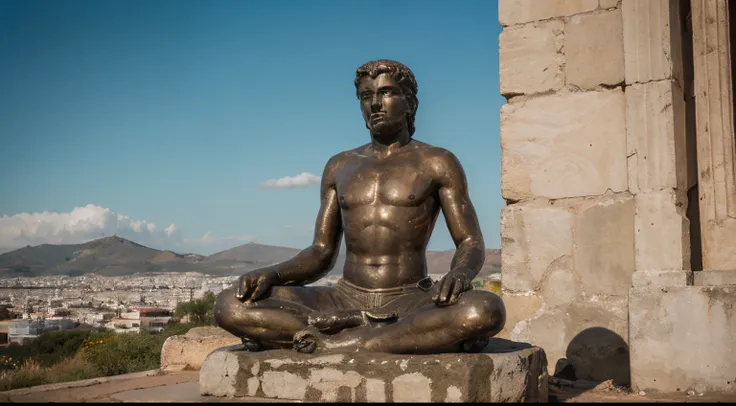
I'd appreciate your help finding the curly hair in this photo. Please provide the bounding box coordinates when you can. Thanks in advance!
[354,59,419,136]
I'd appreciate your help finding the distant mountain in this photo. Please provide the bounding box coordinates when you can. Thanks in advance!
[0,236,501,278]
[206,242,300,264]
[0,236,205,277]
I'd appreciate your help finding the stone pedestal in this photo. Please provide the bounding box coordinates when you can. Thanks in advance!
[199,338,548,402]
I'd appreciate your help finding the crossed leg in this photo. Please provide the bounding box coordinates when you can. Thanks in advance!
[293,290,506,354]
[215,285,506,354]
[214,285,367,350]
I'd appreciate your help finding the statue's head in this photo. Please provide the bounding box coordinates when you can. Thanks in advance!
[354,60,419,137]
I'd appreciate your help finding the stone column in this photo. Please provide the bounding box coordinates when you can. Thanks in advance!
[691,0,736,282]
[498,0,633,385]
[623,0,692,288]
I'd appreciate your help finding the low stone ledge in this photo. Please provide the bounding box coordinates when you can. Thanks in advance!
[160,326,241,371]
[631,270,693,287]
[693,270,736,286]
[199,338,548,402]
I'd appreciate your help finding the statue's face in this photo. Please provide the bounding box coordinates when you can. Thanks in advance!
[357,73,411,139]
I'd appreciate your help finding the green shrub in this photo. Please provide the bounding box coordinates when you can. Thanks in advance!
[0,317,211,390]
[174,291,216,325]
[161,322,206,338]
[80,332,165,376]
[33,328,104,367]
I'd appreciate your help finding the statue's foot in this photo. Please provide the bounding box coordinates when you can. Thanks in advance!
[461,336,490,353]
[293,326,363,353]
[241,337,264,352]
[293,326,323,353]
[307,309,366,334]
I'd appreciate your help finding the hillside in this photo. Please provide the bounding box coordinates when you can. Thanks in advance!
[0,237,501,277]
[0,236,205,277]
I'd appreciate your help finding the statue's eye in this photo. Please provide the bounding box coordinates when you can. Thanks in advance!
[360,92,372,100]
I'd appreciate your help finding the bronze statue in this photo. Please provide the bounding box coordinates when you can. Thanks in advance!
[215,60,505,354]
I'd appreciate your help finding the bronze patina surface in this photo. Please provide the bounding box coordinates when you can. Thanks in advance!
[214,60,506,354]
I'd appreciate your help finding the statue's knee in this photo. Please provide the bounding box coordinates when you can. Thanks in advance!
[458,291,506,335]
[214,288,240,328]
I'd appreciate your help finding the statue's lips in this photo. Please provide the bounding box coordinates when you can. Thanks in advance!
[370,114,386,123]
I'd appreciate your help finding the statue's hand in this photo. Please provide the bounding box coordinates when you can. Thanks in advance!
[432,272,473,306]
[235,270,279,302]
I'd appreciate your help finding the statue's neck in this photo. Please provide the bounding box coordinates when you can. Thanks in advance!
[369,129,411,157]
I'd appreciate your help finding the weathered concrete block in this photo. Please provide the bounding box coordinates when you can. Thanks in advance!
[500,202,573,293]
[502,194,634,297]
[160,327,241,371]
[500,90,627,201]
[634,190,690,273]
[630,286,736,394]
[199,340,548,402]
[573,194,635,296]
[499,0,598,27]
[499,21,563,96]
[564,9,624,89]
[508,296,629,385]
[497,293,542,340]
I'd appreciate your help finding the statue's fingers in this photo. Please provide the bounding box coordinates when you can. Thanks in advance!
[241,279,256,301]
[235,278,246,299]
[251,280,270,301]
[438,277,455,305]
[448,278,463,305]
[431,277,444,302]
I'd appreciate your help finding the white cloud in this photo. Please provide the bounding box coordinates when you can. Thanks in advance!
[0,204,254,256]
[259,172,321,189]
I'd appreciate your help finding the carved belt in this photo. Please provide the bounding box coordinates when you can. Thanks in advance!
[333,277,435,321]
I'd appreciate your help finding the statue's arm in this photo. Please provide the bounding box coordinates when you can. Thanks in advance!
[435,150,486,282]
[262,157,343,286]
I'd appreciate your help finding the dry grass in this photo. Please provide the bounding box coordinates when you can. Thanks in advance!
[0,354,96,392]
[0,359,47,391]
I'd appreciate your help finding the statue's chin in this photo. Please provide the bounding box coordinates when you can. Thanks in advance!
[370,123,403,142]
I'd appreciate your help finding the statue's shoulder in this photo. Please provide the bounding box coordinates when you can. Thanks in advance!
[321,146,364,181]
[413,141,462,166]
[325,146,364,166]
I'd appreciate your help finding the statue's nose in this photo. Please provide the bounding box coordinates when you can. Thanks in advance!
[370,95,382,111]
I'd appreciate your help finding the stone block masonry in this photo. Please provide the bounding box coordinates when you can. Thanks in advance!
[499,0,736,395]
[500,89,627,201]
[498,0,633,385]
[199,339,548,402]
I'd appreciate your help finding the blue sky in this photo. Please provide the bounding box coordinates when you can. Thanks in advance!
[0,0,505,255]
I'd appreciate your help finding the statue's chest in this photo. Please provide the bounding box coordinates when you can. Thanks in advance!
[336,161,434,209]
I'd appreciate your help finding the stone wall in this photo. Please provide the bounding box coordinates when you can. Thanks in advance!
[498,0,639,384]
[498,0,736,393]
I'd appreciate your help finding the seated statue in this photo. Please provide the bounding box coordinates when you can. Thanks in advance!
[215,59,506,354]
